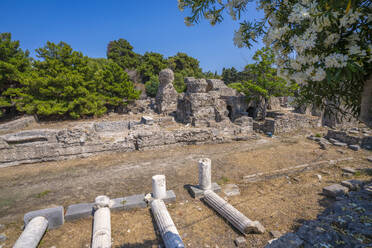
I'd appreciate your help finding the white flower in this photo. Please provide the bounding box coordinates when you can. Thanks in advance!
[324,33,340,47]
[324,53,348,68]
[305,66,315,77]
[290,59,302,70]
[312,68,326,81]
[339,10,362,28]
[348,45,366,56]
[291,71,307,85]
[288,3,311,23]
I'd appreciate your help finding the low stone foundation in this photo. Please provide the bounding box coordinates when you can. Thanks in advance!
[255,111,320,134]
[0,116,255,168]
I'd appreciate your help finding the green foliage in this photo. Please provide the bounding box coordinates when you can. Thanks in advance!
[227,82,244,93]
[0,33,31,117]
[222,67,252,85]
[145,75,160,97]
[138,52,168,83]
[233,47,296,118]
[107,38,141,70]
[7,41,139,119]
[178,0,371,116]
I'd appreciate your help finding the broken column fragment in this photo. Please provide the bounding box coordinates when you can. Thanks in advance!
[92,195,112,248]
[151,199,185,248]
[150,175,184,248]
[152,174,167,200]
[13,216,48,248]
[198,158,212,190]
[197,158,265,235]
[13,206,64,248]
[203,190,265,234]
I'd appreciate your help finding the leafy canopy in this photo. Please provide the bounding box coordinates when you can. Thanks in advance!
[6,41,139,119]
[179,0,372,116]
[0,33,31,116]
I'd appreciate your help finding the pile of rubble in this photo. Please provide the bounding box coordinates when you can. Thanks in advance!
[267,179,372,248]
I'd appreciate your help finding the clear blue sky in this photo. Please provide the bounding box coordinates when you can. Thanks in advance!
[1,0,264,73]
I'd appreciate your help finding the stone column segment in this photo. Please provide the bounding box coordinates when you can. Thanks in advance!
[151,199,185,248]
[13,216,48,248]
[152,174,167,200]
[203,190,265,234]
[92,195,112,248]
[198,158,212,190]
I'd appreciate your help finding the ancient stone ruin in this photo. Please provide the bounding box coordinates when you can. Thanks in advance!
[155,68,178,115]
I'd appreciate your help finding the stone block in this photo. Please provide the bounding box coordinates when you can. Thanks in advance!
[333,142,347,147]
[234,236,246,247]
[188,182,221,198]
[322,184,349,198]
[342,167,356,174]
[65,203,94,221]
[348,144,360,151]
[24,206,64,229]
[367,156,372,162]
[140,116,154,125]
[163,190,176,203]
[111,194,147,211]
[341,180,363,191]
[223,184,240,196]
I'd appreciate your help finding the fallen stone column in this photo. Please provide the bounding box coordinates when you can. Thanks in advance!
[199,158,212,190]
[152,174,167,199]
[203,190,265,234]
[13,206,64,248]
[151,199,185,248]
[92,195,112,248]
[13,216,48,248]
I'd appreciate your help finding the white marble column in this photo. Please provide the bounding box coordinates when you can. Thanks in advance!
[151,199,185,248]
[203,190,265,234]
[92,195,111,248]
[13,216,48,248]
[198,158,212,190]
[152,175,167,199]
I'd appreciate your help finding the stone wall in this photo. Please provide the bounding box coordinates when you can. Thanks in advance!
[255,111,320,134]
[0,117,255,168]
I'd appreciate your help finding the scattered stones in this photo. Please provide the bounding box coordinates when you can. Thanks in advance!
[333,142,347,147]
[337,149,346,154]
[223,184,240,197]
[342,167,356,174]
[348,144,360,151]
[341,180,363,191]
[234,236,247,247]
[342,172,353,177]
[322,184,348,198]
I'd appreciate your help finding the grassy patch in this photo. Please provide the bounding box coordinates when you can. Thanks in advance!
[35,190,51,198]
[0,198,14,208]
[217,176,229,185]
[121,200,127,205]
[315,133,322,138]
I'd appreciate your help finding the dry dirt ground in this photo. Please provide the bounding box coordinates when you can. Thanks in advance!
[0,129,371,248]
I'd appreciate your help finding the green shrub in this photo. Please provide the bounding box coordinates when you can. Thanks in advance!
[145,75,159,97]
